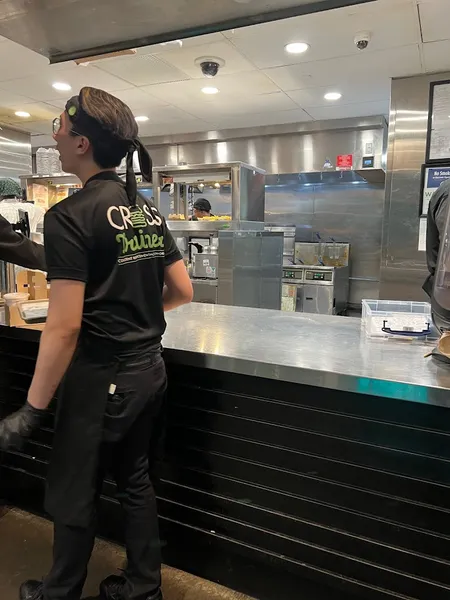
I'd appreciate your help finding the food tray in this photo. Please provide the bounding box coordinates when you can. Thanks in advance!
[362,299,431,339]
[18,299,49,324]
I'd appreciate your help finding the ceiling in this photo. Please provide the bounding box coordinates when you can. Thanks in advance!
[0,0,375,63]
[0,0,447,147]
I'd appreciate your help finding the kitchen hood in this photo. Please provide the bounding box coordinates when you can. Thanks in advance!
[0,0,375,63]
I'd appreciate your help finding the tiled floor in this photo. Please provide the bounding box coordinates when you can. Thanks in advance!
[0,507,252,600]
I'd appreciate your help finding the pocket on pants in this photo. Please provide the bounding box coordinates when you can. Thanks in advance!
[105,392,127,417]
[103,388,138,443]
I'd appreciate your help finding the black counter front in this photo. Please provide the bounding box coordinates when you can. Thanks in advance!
[1,307,450,600]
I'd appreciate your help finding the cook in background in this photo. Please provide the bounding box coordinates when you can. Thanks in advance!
[191,197,212,220]
[0,178,45,270]
[0,86,193,600]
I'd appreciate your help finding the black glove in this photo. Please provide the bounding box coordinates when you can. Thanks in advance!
[0,402,46,450]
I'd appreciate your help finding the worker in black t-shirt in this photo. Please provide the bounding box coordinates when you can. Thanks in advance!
[423,179,450,298]
[0,177,45,270]
[0,214,45,270]
[0,87,193,600]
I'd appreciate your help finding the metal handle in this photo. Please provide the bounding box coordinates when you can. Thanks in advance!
[382,320,431,337]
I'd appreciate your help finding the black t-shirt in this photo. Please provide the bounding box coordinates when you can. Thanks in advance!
[424,179,450,296]
[44,171,182,346]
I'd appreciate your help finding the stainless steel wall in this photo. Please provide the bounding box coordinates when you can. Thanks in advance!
[381,73,450,300]
[0,126,31,179]
[265,176,384,306]
[144,117,386,173]
[145,118,386,306]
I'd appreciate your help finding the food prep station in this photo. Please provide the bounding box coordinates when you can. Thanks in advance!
[153,162,283,310]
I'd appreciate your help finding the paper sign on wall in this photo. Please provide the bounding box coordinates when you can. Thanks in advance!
[421,166,450,215]
[336,154,353,170]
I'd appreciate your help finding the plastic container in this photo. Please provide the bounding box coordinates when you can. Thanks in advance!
[18,300,48,324]
[3,292,30,307]
[35,147,50,175]
[49,148,62,174]
[361,299,431,339]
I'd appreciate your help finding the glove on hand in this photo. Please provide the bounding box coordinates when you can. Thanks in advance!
[0,402,45,450]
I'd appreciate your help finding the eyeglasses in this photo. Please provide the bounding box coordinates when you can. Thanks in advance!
[52,116,82,137]
[52,117,61,135]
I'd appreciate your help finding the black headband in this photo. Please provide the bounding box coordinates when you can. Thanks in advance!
[65,95,152,205]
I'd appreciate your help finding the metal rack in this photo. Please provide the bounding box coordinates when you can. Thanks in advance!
[152,161,266,223]
[153,161,283,309]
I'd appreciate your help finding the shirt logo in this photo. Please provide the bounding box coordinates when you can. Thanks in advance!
[107,203,165,265]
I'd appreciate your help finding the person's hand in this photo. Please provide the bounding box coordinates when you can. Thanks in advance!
[0,403,45,450]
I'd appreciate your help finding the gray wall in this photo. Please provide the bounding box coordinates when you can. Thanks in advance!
[0,126,31,179]
[145,118,386,306]
[381,72,450,300]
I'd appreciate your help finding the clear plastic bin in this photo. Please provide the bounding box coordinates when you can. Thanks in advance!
[361,299,431,339]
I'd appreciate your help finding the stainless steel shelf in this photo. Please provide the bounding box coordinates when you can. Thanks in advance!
[167,220,264,232]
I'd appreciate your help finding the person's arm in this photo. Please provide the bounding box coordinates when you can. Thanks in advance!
[160,215,193,311]
[0,279,84,449]
[163,259,193,311]
[426,187,449,276]
[0,206,89,450]
[27,279,84,410]
[0,214,46,270]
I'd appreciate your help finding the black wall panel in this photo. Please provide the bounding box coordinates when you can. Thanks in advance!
[1,327,450,600]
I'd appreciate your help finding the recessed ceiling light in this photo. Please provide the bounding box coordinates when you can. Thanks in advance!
[160,40,183,47]
[52,82,72,91]
[135,116,149,122]
[202,87,219,95]
[324,92,342,101]
[15,111,30,118]
[285,42,310,55]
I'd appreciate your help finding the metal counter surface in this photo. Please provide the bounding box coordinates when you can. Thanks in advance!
[163,304,450,406]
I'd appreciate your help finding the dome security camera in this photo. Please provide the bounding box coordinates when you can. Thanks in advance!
[195,56,226,78]
[354,31,371,50]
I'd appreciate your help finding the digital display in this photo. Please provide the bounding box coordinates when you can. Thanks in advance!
[313,272,325,280]
[362,156,375,168]
[283,270,295,278]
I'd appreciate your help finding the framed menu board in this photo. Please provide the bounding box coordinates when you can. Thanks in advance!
[426,80,450,163]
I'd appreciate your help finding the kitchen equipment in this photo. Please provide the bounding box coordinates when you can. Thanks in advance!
[192,246,219,279]
[192,280,218,304]
[282,265,349,315]
[265,224,296,265]
[156,162,283,310]
[294,242,350,268]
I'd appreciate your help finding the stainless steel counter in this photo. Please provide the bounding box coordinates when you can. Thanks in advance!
[163,304,450,406]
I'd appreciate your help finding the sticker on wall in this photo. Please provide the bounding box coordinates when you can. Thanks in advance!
[323,158,334,170]
[365,142,374,155]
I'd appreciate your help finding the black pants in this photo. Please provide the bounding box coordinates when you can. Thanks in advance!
[43,353,167,600]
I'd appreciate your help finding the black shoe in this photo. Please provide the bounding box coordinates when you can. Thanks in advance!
[19,580,44,600]
[99,575,162,600]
